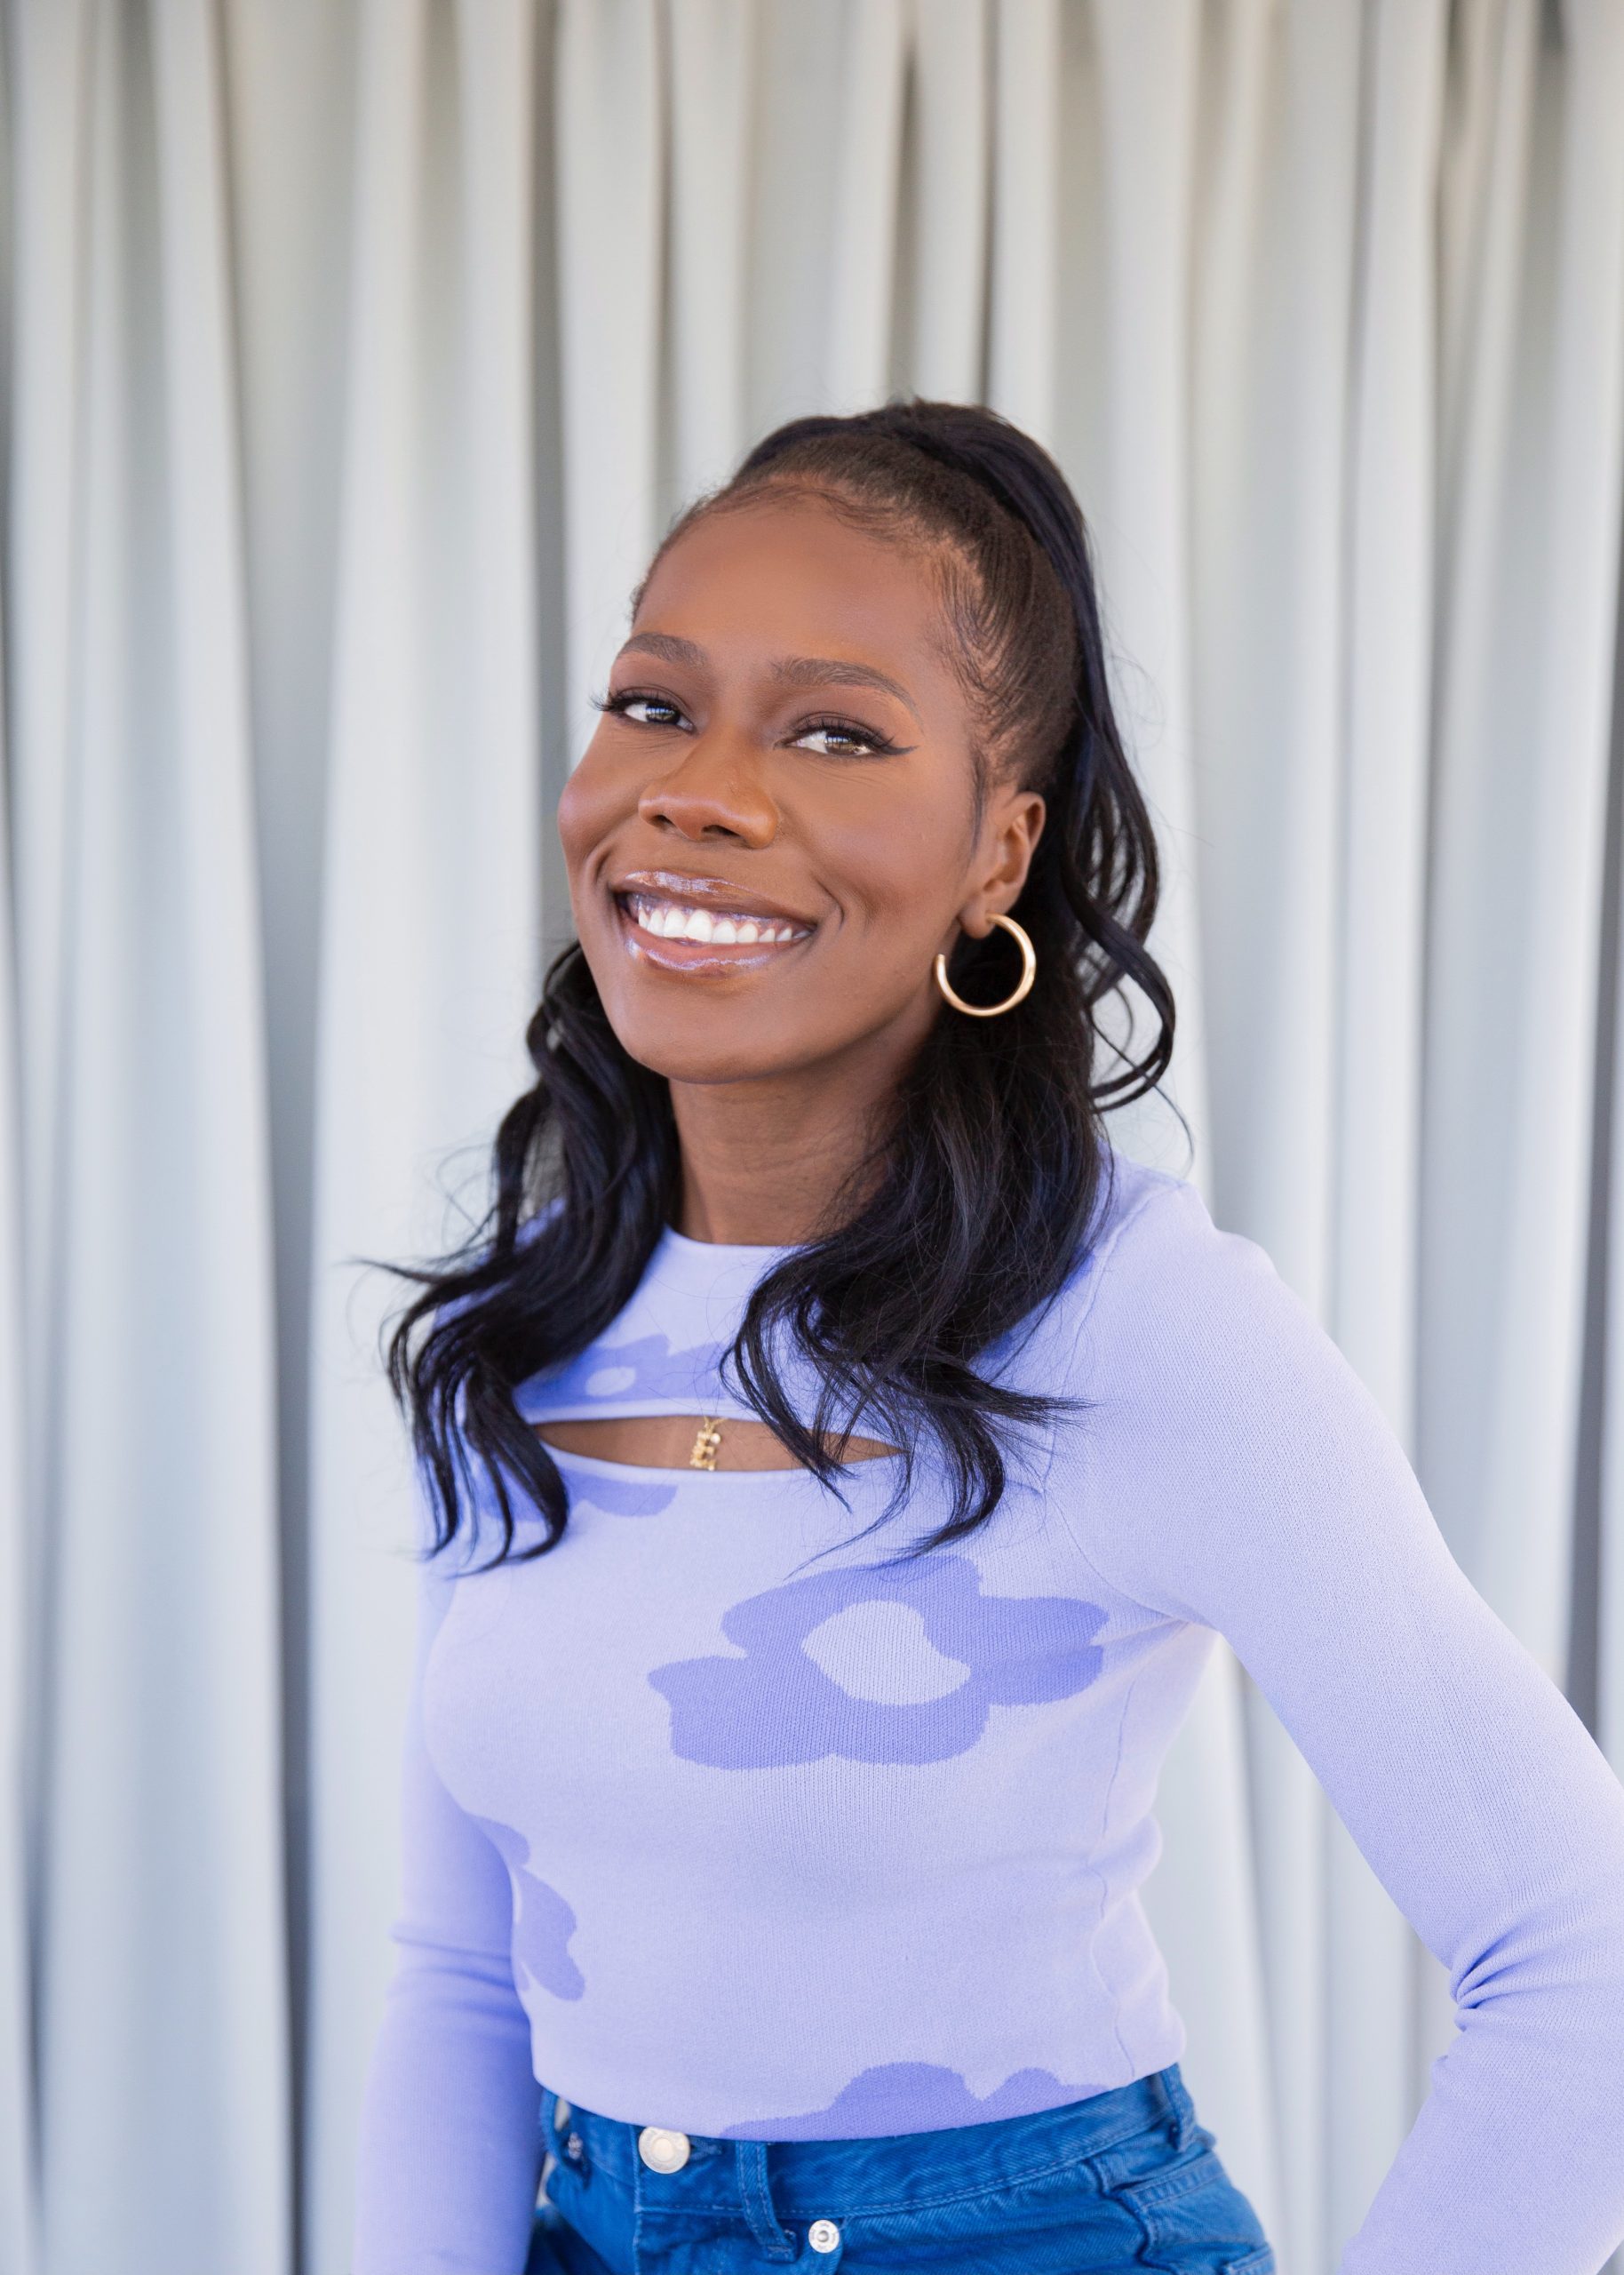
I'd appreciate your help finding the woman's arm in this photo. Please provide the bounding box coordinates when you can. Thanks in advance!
[1053,1170,1624,2275]
[352,1550,544,2275]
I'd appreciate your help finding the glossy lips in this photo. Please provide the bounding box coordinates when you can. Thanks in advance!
[609,874,816,971]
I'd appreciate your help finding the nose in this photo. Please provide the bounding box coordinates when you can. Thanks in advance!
[636,730,778,849]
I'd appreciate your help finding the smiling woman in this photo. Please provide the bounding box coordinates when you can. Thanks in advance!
[384,402,1172,1537]
[351,402,1624,2275]
[560,471,1061,1126]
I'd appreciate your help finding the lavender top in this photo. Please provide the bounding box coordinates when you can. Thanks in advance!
[353,1151,1624,2274]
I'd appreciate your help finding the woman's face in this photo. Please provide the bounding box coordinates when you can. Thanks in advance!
[556,489,1045,1087]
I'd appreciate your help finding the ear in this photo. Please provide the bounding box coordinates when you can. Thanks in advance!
[956,788,1047,938]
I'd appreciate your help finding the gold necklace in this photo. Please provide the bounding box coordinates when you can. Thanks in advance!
[689,1417,724,1471]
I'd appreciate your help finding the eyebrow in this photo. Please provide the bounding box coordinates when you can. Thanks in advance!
[617,631,922,724]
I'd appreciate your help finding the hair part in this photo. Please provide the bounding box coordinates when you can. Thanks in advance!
[384,398,1177,1570]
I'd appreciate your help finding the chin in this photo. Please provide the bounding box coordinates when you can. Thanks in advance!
[613,1016,803,1088]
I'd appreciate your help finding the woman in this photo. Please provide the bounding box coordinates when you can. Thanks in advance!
[352,401,1624,2275]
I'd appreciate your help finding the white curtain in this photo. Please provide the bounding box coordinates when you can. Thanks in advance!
[4,4,1624,2272]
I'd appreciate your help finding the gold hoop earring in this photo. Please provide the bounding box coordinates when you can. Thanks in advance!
[934,912,1037,1018]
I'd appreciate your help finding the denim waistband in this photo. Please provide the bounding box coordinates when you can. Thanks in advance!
[540,2063,1193,2220]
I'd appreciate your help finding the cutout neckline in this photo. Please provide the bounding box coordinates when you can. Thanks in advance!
[530,1422,906,1482]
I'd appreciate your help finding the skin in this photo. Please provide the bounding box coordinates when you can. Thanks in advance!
[545,486,1045,1470]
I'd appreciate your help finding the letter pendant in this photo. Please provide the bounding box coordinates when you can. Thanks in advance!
[689,1417,723,1471]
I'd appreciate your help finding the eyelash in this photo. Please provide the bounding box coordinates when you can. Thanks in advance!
[591,686,902,759]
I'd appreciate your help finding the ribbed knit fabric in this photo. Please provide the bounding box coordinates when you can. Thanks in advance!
[352,1150,1624,2275]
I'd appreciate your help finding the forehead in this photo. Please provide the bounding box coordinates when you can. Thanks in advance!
[632,490,960,697]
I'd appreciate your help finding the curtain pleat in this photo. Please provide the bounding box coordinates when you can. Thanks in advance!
[1324,3,1449,2249]
[5,0,290,2267]
[988,0,1061,443]
[1054,0,1276,2241]
[0,0,62,2256]
[895,0,989,403]
[0,754,34,2275]
[664,0,757,497]
[824,0,910,416]
[213,14,360,2255]
[1191,20,1365,2248]
[303,4,543,2269]
[0,95,37,2250]
[4,8,1624,2273]
[556,0,661,756]
[743,3,848,437]
[1422,0,1624,1669]
[1423,32,1624,2250]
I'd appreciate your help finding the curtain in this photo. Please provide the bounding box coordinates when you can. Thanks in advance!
[4,4,1624,2271]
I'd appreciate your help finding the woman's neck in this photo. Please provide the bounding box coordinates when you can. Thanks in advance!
[666,1018,924,1247]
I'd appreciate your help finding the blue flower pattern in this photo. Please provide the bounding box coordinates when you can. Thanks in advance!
[562,1467,678,1519]
[721,2061,1111,2139]
[471,1814,585,2000]
[649,1553,1107,1768]
[515,1329,735,1418]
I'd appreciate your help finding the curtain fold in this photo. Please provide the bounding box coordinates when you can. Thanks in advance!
[1323,0,1446,2247]
[664,0,755,494]
[0,170,37,2271]
[557,0,661,754]
[4,6,1623,2272]
[303,3,544,2263]
[5,0,291,2267]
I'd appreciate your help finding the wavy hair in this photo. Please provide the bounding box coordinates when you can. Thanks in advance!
[384,399,1176,1568]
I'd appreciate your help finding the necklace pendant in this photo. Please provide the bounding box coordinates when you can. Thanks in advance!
[689,1417,723,1471]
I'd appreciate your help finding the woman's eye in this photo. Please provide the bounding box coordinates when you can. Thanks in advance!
[593,689,894,756]
[790,718,894,759]
[606,692,686,729]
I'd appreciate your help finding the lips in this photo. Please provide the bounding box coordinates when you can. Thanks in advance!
[608,870,817,971]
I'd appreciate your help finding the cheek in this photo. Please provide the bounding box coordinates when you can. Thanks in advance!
[812,794,967,944]
[554,743,622,881]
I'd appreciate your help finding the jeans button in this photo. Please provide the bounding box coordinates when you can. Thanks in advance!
[808,2218,840,2253]
[638,2126,691,2173]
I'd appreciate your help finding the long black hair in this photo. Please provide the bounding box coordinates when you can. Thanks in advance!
[385,399,1175,1568]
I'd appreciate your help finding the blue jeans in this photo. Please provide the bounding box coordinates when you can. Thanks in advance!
[523,2063,1275,2274]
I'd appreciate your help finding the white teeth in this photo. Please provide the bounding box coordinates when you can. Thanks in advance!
[626,893,805,946]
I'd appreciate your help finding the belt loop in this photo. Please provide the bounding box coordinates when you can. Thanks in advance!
[733,2139,798,2262]
[1166,2069,1193,2151]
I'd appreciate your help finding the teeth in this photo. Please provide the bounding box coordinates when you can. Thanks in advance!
[626,894,804,948]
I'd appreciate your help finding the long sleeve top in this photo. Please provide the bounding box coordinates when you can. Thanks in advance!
[352,1147,1624,2275]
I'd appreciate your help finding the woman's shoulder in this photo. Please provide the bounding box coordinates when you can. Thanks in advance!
[1055,1145,1387,1464]
[1055,1145,1227,1319]
[977,1147,1192,1391]
[1074,1145,1199,1268]
[1038,1142,1325,1397]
